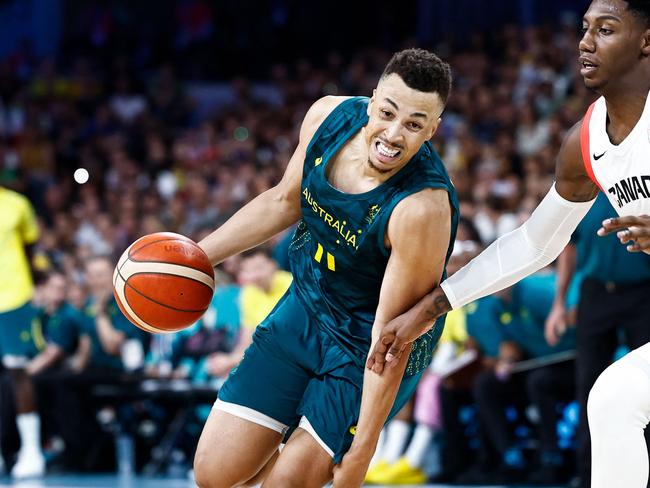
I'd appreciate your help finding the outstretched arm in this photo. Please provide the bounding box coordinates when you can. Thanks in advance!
[333,189,451,487]
[368,120,600,372]
[199,96,347,265]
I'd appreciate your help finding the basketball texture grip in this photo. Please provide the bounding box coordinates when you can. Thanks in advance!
[112,232,215,333]
[441,183,595,309]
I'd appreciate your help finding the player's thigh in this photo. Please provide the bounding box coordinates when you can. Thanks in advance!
[263,368,422,488]
[194,408,282,488]
[262,428,334,488]
[295,360,423,465]
[218,290,317,427]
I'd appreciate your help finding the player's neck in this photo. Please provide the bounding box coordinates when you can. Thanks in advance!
[601,68,650,128]
[360,158,404,183]
[328,130,403,193]
[603,86,649,143]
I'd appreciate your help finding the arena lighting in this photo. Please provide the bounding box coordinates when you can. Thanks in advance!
[73,168,89,184]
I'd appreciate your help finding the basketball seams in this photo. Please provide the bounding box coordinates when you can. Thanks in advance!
[119,260,215,289]
[125,284,208,314]
[129,237,186,258]
[127,270,214,290]
[122,263,214,284]
[113,273,171,334]
[127,232,194,255]
[115,241,134,289]
[113,232,214,334]
[128,237,213,276]
[118,268,210,314]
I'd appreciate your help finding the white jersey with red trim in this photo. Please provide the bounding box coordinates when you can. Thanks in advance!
[581,92,650,216]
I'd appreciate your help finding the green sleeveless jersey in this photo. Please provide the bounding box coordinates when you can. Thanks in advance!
[288,97,459,375]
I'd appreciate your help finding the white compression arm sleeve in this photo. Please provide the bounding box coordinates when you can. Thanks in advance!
[441,184,595,309]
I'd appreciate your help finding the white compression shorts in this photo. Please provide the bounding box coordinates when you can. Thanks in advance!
[440,183,595,309]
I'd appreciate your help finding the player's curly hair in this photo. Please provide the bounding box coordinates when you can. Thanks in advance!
[626,0,650,26]
[381,48,452,104]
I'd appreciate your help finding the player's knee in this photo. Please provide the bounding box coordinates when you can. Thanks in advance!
[589,358,650,431]
[193,451,234,488]
[193,456,215,488]
[588,360,635,429]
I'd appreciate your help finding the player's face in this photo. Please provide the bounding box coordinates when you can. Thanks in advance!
[365,74,443,174]
[579,0,650,91]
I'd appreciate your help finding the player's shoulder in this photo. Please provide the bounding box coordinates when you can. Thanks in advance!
[392,188,451,224]
[308,95,355,117]
[555,118,599,200]
[300,96,355,140]
[561,119,583,160]
[388,188,451,243]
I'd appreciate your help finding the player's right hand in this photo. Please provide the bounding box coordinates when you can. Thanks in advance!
[598,215,650,254]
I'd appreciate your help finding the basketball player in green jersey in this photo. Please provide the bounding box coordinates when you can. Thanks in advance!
[194,49,458,488]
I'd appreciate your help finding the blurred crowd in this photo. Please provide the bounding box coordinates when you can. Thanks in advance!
[1,16,597,271]
[0,6,624,486]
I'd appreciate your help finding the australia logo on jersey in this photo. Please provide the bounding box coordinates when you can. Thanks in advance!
[607,175,650,209]
[302,187,360,249]
[364,204,381,225]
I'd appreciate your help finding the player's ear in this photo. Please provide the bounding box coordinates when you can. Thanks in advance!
[642,28,650,56]
[427,117,442,139]
[367,89,376,116]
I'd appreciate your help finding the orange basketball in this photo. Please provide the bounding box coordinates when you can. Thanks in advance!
[112,232,215,333]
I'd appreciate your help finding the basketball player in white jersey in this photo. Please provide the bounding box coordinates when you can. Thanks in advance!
[368,1,650,486]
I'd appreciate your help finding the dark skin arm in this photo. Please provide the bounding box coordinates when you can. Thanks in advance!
[367,121,599,374]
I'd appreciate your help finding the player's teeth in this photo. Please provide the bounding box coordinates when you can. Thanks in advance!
[378,142,398,157]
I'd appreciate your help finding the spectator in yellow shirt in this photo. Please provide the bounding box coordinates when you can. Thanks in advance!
[207,250,292,377]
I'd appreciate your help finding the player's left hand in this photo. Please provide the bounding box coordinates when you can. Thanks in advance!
[332,449,370,488]
[366,317,419,375]
[598,215,650,254]
[367,287,450,374]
